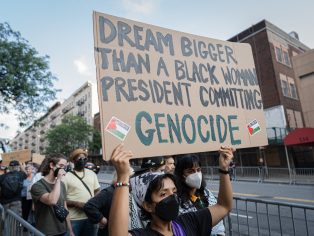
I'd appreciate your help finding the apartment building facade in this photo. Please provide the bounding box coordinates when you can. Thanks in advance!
[228,20,312,168]
[10,81,99,154]
[292,49,314,128]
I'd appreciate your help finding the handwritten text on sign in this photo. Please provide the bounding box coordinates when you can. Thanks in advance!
[93,12,267,160]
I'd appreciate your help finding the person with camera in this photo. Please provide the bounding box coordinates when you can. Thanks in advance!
[31,154,74,236]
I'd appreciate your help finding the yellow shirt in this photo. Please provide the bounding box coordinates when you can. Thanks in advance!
[63,168,100,220]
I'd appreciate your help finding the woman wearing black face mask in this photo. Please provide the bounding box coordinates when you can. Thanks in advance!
[109,144,234,236]
[175,154,225,236]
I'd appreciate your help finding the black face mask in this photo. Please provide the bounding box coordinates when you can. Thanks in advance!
[54,168,62,177]
[64,165,72,172]
[155,194,179,221]
[74,159,86,171]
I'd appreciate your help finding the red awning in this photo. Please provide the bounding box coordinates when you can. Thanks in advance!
[284,128,314,146]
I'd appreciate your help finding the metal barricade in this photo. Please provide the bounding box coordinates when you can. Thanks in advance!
[0,204,4,236]
[294,168,314,184]
[0,207,44,236]
[224,196,314,236]
[202,166,314,184]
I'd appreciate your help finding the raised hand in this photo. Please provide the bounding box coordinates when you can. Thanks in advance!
[110,143,133,182]
[218,146,235,171]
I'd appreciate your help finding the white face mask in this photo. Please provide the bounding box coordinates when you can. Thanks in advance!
[185,172,202,189]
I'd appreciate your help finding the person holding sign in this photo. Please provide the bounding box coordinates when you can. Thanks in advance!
[109,144,234,236]
[174,154,225,235]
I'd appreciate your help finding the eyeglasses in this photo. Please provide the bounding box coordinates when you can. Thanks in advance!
[77,157,87,161]
[56,164,67,169]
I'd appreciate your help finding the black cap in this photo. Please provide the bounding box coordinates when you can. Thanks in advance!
[133,156,165,176]
[141,156,165,169]
[9,160,20,166]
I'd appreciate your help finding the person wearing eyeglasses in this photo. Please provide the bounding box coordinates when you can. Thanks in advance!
[30,154,74,236]
[63,149,100,236]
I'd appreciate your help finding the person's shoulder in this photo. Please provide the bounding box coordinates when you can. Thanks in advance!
[64,171,75,181]
[178,207,211,222]
[204,187,214,196]
[19,171,27,178]
[32,177,45,186]
[85,168,97,176]
[31,178,45,191]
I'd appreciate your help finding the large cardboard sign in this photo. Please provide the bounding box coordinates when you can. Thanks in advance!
[32,153,45,165]
[2,149,32,166]
[93,12,268,160]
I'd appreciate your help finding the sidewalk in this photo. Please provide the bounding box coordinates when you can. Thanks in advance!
[204,174,314,185]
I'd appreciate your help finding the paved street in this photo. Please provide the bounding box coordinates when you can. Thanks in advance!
[97,171,314,235]
[98,171,314,206]
[208,180,314,206]
[206,180,314,235]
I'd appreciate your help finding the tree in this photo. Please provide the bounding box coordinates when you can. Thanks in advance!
[45,115,98,157]
[0,22,59,127]
[88,129,102,154]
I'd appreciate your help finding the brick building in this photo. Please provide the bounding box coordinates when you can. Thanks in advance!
[227,20,312,168]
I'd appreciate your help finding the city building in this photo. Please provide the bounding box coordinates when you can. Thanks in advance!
[292,49,314,128]
[228,20,312,168]
[10,81,99,154]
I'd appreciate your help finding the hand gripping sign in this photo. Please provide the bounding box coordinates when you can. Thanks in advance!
[93,12,268,160]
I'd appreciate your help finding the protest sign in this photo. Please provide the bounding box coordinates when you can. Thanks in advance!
[93,12,268,160]
[2,149,31,165]
[32,153,45,165]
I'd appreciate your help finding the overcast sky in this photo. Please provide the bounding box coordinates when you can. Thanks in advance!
[1,0,313,139]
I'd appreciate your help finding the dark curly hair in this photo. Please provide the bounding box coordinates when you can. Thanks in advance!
[41,153,67,176]
[174,154,209,210]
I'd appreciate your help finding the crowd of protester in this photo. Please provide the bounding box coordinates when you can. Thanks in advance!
[0,145,234,236]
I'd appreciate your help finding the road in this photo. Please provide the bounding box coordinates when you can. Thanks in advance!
[208,180,314,206]
[208,180,314,235]
[97,172,314,235]
[98,172,314,205]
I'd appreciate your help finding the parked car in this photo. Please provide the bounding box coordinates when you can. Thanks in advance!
[85,162,100,174]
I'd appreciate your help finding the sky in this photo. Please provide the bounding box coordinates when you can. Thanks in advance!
[1,0,314,139]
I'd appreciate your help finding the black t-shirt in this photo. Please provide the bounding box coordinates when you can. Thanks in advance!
[130,208,212,236]
[0,171,26,204]
[83,185,115,236]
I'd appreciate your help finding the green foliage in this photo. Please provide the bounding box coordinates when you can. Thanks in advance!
[45,115,97,157]
[0,22,59,127]
[88,129,102,154]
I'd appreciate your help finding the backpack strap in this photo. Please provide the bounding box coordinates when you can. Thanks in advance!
[69,171,92,197]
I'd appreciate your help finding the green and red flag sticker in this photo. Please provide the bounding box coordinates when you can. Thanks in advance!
[105,116,131,141]
[247,119,261,136]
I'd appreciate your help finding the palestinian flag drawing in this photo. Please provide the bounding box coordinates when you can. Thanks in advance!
[105,116,131,141]
[247,119,261,136]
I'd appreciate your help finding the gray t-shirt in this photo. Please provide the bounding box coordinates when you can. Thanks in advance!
[31,178,67,236]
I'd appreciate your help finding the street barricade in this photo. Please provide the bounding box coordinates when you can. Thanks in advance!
[0,206,44,236]
[224,196,314,236]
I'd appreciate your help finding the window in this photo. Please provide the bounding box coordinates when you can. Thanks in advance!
[283,51,291,66]
[289,82,298,99]
[275,47,282,63]
[280,74,298,99]
[286,109,303,128]
[281,79,290,97]
[274,45,291,67]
